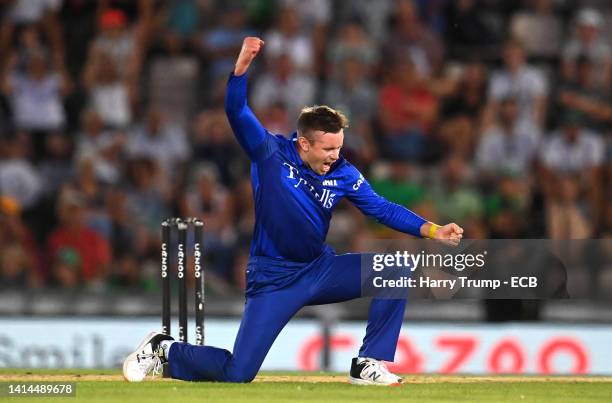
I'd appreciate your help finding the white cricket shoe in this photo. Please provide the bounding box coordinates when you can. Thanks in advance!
[348,357,403,386]
[123,331,174,382]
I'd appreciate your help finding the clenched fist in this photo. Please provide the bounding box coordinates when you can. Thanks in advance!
[435,223,464,246]
[234,37,264,76]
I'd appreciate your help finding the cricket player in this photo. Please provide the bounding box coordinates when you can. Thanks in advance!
[123,37,463,385]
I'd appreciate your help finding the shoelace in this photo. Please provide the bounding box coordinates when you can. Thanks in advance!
[137,353,163,377]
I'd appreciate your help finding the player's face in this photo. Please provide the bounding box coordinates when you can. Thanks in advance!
[300,129,344,175]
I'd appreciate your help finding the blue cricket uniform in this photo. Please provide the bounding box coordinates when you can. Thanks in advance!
[168,73,427,382]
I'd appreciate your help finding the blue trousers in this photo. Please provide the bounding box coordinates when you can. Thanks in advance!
[168,252,407,382]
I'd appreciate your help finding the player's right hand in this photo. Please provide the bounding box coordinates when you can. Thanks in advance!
[234,37,264,76]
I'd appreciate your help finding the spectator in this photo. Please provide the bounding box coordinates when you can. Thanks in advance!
[90,8,141,79]
[509,0,563,60]
[8,25,58,74]
[438,60,488,158]
[383,0,444,76]
[484,38,548,128]
[47,188,112,289]
[104,187,138,259]
[182,163,234,280]
[59,158,114,247]
[82,48,133,128]
[2,51,71,161]
[70,158,108,220]
[485,173,532,238]
[4,49,70,131]
[476,98,540,180]
[555,55,612,132]
[540,116,605,176]
[98,0,155,26]
[0,0,63,67]
[280,0,331,73]
[334,0,393,44]
[0,242,37,290]
[264,5,314,72]
[0,136,42,209]
[251,53,316,121]
[148,30,199,127]
[75,109,126,185]
[323,56,378,166]
[323,57,377,123]
[198,4,254,84]
[0,196,43,284]
[126,106,190,184]
[124,157,170,237]
[98,0,158,51]
[427,154,484,225]
[369,159,426,208]
[102,185,155,293]
[378,58,439,162]
[76,109,115,157]
[326,19,378,79]
[539,115,605,238]
[183,164,232,241]
[38,133,75,196]
[562,8,611,87]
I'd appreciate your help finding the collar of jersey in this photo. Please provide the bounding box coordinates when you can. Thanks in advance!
[288,132,307,169]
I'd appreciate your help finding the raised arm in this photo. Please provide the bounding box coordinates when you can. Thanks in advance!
[225,37,277,162]
[346,167,463,245]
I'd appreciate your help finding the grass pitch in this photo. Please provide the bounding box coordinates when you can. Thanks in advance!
[1,369,611,402]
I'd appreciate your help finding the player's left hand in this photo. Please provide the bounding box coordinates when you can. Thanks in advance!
[435,223,464,246]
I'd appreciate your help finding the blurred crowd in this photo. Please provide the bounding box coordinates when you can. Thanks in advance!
[0,0,610,294]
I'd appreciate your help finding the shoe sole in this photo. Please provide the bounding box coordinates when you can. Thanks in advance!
[122,331,160,382]
[348,376,402,386]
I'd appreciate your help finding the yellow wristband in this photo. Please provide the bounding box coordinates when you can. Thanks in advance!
[428,223,440,239]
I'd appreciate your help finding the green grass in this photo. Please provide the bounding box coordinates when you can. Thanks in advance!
[1,369,611,402]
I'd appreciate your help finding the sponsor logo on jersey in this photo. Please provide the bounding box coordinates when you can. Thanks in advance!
[322,179,337,187]
[352,174,365,190]
[283,162,336,209]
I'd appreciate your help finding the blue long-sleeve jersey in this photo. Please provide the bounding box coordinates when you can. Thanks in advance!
[225,73,427,263]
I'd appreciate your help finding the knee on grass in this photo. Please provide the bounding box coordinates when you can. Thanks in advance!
[225,371,256,383]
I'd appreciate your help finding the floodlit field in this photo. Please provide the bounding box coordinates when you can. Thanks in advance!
[1,369,612,402]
